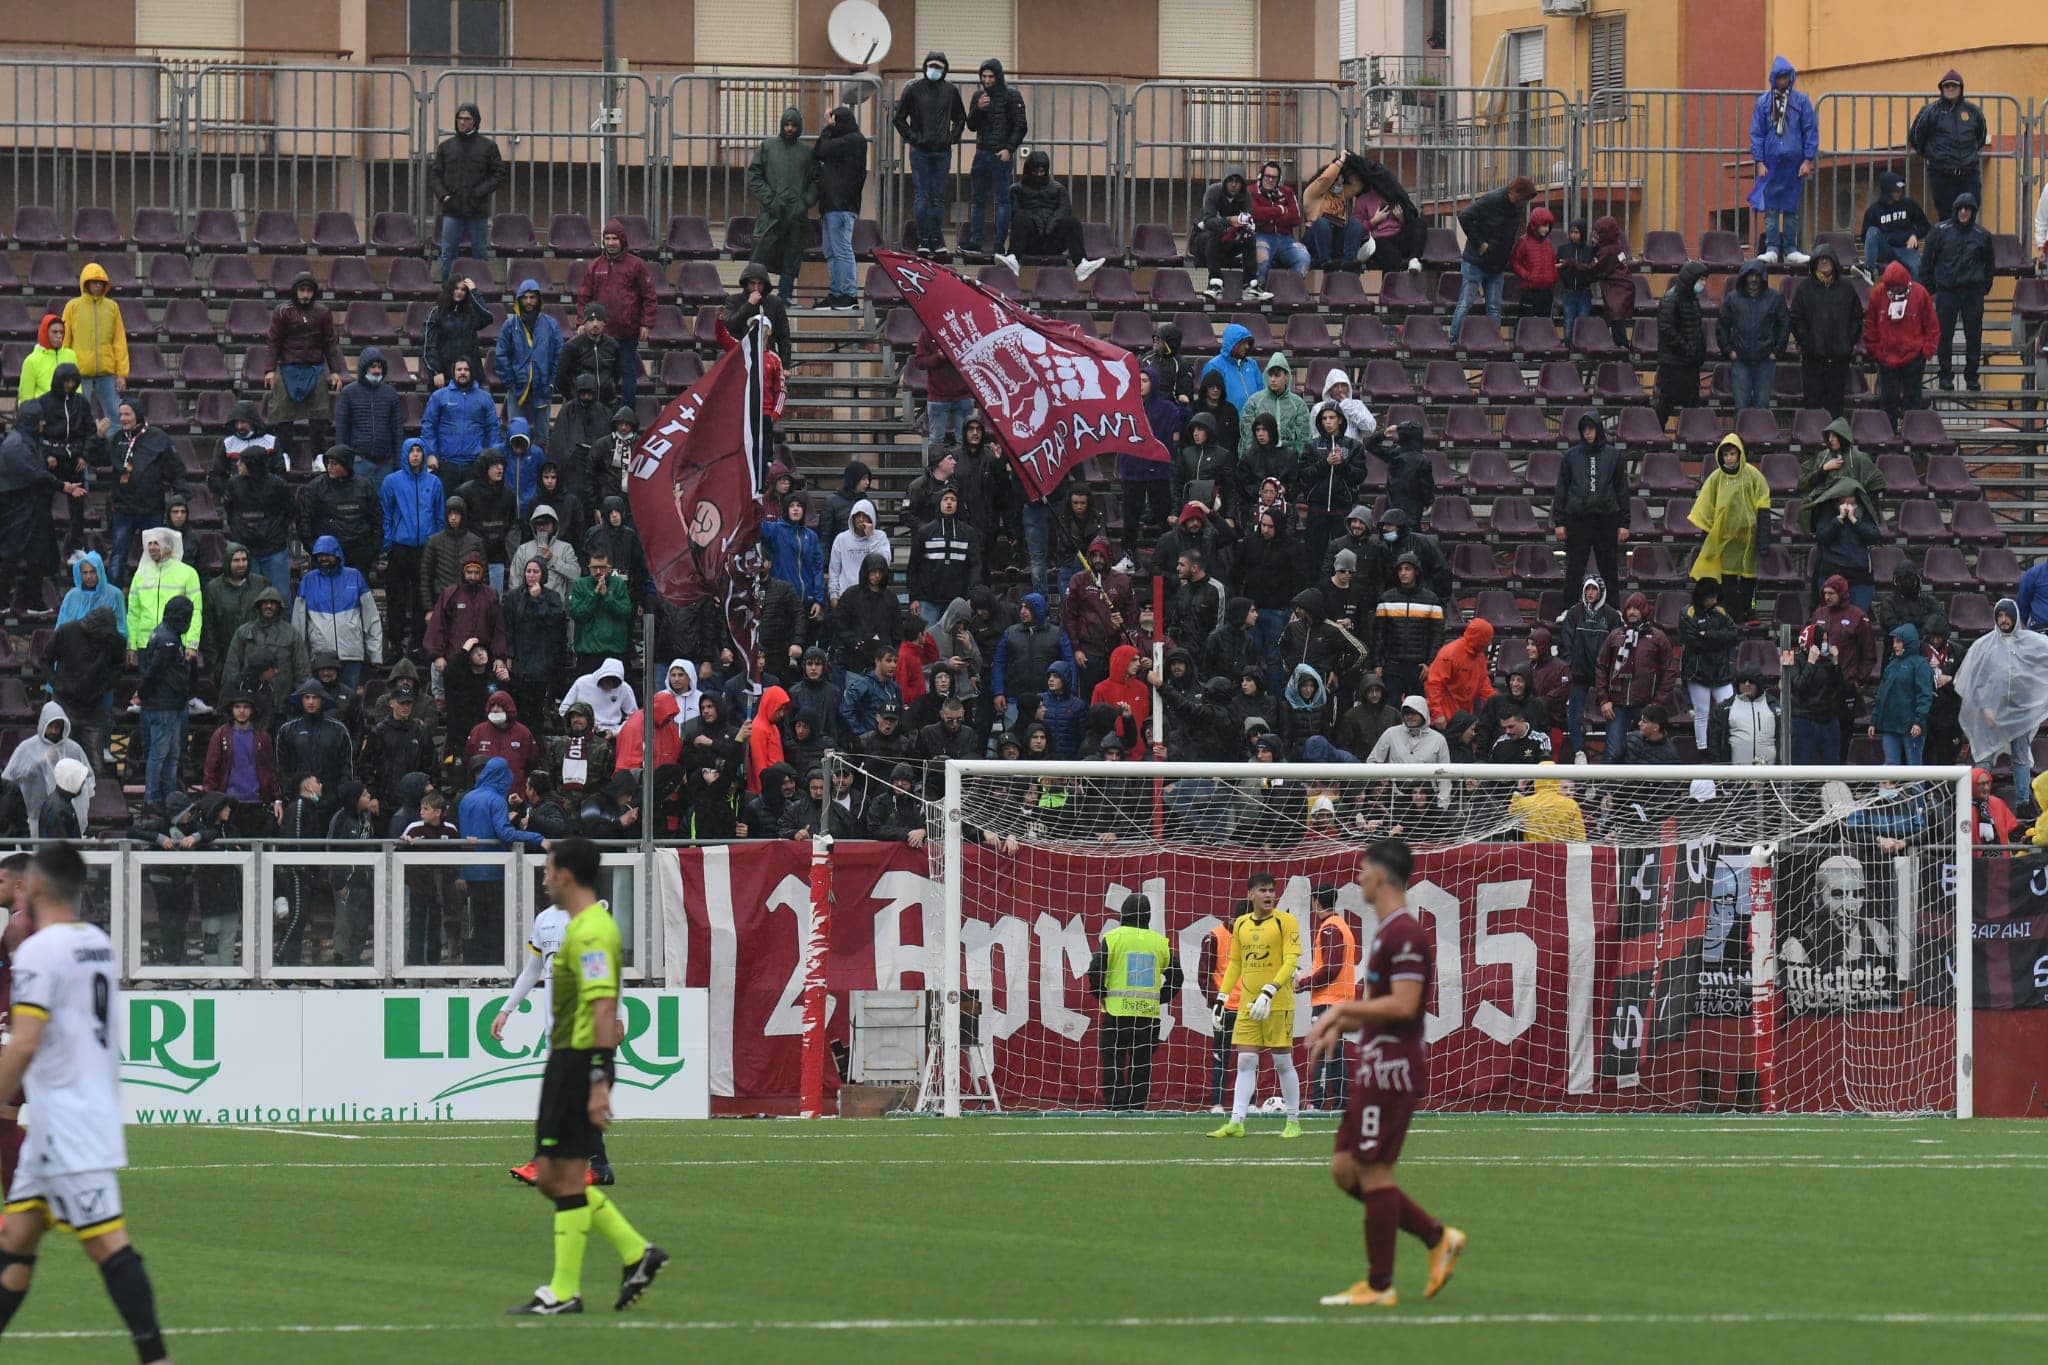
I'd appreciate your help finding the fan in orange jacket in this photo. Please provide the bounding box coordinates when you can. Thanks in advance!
[1425,616,1495,728]
[615,688,684,775]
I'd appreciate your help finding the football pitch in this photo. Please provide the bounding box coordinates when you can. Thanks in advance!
[11,1115,2044,1364]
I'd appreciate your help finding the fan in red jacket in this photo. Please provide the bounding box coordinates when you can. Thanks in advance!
[464,688,539,788]
[1862,260,1940,428]
[1510,206,1560,319]
[616,688,685,776]
[574,217,658,403]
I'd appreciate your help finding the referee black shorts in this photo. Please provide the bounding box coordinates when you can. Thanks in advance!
[535,1048,604,1161]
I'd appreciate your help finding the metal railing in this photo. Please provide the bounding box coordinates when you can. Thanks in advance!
[0,61,2044,255]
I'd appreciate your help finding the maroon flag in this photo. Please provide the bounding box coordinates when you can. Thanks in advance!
[875,248,1172,500]
[627,318,766,676]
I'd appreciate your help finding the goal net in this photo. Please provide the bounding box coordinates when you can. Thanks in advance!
[908,760,1971,1119]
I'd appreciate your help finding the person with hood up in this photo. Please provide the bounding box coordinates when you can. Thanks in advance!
[1320,502,1376,580]
[60,260,128,423]
[1687,435,1773,623]
[581,494,650,600]
[1477,665,1551,758]
[1809,492,1884,612]
[1278,661,1337,758]
[1748,56,1819,266]
[299,443,384,578]
[421,272,493,394]
[420,356,499,475]
[1956,597,2048,803]
[220,437,295,590]
[1237,352,1310,458]
[429,100,504,278]
[559,657,639,736]
[1370,552,1445,702]
[45,599,121,783]
[1246,159,1310,286]
[17,312,78,406]
[1174,412,1235,532]
[508,502,582,602]
[1558,575,1622,760]
[991,593,1072,724]
[1295,400,1368,553]
[422,494,486,608]
[961,59,1028,256]
[1449,176,1537,341]
[1510,205,1560,319]
[1654,260,1711,422]
[821,462,874,557]
[1969,768,2019,847]
[292,535,382,689]
[99,389,185,585]
[1090,643,1154,741]
[893,51,967,255]
[1720,257,1791,411]
[380,438,444,653]
[574,219,659,405]
[20,360,96,554]
[221,584,307,718]
[33,757,91,840]
[762,493,827,630]
[1917,190,1996,392]
[995,150,1104,281]
[838,551,910,673]
[1878,564,1948,645]
[827,497,892,605]
[1590,214,1636,346]
[1555,218,1596,342]
[424,552,507,669]
[494,278,562,444]
[526,457,587,542]
[126,526,202,659]
[456,756,546,964]
[199,543,262,675]
[1522,626,1574,755]
[1859,171,1932,283]
[1551,409,1629,592]
[1314,367,1378,446]
[1335,671,1401,757]
[334,347,405,478]
[1790,242,1865,417]
[464,688,539,786]
[1191,167,1264,301]
[908,486,983,626]
[1868,623,1934,765]
[746,105,819,304]
[1707,666,1779,766]
[1366,697,1453,805]
[1779,622,1847,763]
[58,548,126,643]
[1677,577,1741,749]
[1064,535,1142,688]
[1365,508,1455,606]
[1118,365,1181,556]
[498,551,566,716]
[137,595,197,809]
[554,312,620,415]
[814,105,870,309]
[455,448,520,588]
[1863,260,1941,430]
[1595,592,1677,762]
[1426,617,1496,731]
[264,272,347,459]
[6,701,95,837]
[1508,767,1587,842]
[1910,70,1991,220]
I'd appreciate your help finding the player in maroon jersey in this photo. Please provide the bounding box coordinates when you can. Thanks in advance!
[0,852,31,1194]
[1306,838,1466,1308]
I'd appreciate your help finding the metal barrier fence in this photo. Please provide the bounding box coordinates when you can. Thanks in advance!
[0,62,2043,256]
[43,842,664,987]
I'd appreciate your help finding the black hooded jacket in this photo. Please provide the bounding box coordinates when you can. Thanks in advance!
[814,107,870,216]
[1790,244,1865,363]
[455,454,519,565]
[1009,151,1075,239]
[892,52,967,152]
[223,444,295,555]
[1918,195,1995,294]
[967,59,1027,153]
[20,364,97,454]
[100,406,186,520]
[1552,412,1630,525]
[835,553,907,660]
[1656,262,1710,365]
[1195,169,1252,239]
[429,102,506,217]
[298,458,384,564]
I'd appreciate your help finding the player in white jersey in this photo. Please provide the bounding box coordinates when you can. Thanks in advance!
[496,905,614,1188]
[0,844,169,1363]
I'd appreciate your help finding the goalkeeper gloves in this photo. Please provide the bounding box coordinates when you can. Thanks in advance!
[1211,999,1229,1031]
[1247,984,1278,1022]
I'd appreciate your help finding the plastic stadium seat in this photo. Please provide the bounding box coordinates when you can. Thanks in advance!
[1918,545,1972,590]
[1417,360,1468,402]
[176,344,230,386]
[385,255,437,300]
[134,389,182,429]
[1525,449,1563,491]
[124,344,168,386]
[10,205,62,249]
[1169,312,1218,354]
[1442,406,1495,449]
[341,301,396,344]
[25,252,72,295]
[1474,361,1525,403]
[1449,542,1508,584]
[1754,546,1802,587]
[862,263,901,307]
[664,215,716,259]
[159,297,214,343]
[1697,232,1742,272]
[1473,589,1525,632]
[1864,545,1905,585]
[1850,408,1901,452]
[1895,501,1947,543]
[656,349,704,394]
[672,261,723,306]
[1319,271,1372,312]
[308,210,361,253]
[1528,361,1582,403]
[0,256,18,294]
[123,208,177,255]
[1228,312,1274,353]
[717,216,754,258]
[265,255,315,296]
[250,210,303,253]
[1673,407,1726,452]
[1130,223,1181,267]
[1569,316,1624,362]
[1420,227,1461,271]
[1992,234,2025,275]
[2012,276,2048,323]
[1900,409,1957,456]
[1951,500,2005,547]
[613,214,654,255]
[217,301,268,346]
[1787,408,1831,449]
[322,256,377,300]
[1282,314,1335,357]
[1360,358,1413,402]
[880,308,923,350]
[368,212,421,254]
[190,208,244,252]
[1975,547,2022,593]
[1339,314,1394,357]
[1399,314,1453,359]
[643,305,684,346]
[1591,360,1642,405]
[1081,222,1119,265]
[1032,266,1083,308]
[1872,453,1925,498]
[1606,407,1662,450]
[547,214,596,254]
[1513,317,1564,361]
[1628,451,1686,496]
[1108,312,1154,353]
[1428,494,1481,538]
[1054,311,1100,338]
[1512,542,1560,584]
[1733,408,1783,451]
[1089,266,1140,309]
[1662,497,1703,542]
[1640,230,1689,274]
[1143,268,1197,309]
[145,253,201,295]
[1455,316,1509,360]
[1626,543,1679,585]
[1924,456,1977,500]
[1499,407,1552,449]
[1262,270,1310,310]
[1376,272,1430,313]
[1946,594,1995,635]
[68,206,122,251]
[1489,496,1542,536]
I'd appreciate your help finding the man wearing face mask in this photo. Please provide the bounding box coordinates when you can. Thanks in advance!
[1653,260,1710,424]
[746,106,818,306]
[573,221,658,407]
[334,347,404,481]
[892,51,967,257]
[1862,261,1940,430]
[1916,191,1995,392]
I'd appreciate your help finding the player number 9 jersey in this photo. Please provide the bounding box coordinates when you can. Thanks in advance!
[9,922,125,1176]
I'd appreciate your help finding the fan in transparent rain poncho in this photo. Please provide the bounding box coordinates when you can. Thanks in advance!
[1953,597,2048,814]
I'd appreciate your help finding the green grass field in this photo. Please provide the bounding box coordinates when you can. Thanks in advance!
[9,1115,2045,1364]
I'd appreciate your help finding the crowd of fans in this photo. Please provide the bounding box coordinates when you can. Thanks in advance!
[0,61,2044,899]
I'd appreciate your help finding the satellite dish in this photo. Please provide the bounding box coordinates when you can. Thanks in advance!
[827,0,892,68]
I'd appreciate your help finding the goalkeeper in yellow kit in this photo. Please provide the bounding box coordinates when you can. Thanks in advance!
[1209,872,1305,1139]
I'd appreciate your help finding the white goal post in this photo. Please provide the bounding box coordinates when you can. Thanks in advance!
[926,761,1974,1121]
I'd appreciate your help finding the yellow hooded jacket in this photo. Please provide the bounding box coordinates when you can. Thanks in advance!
[61,262,129,380]
[1509,771,1587,842]
[2029,772,2048,847]
[1688,434,1773,581]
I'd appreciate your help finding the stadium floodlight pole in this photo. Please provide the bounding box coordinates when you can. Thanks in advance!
[941,758,965,1117]
[1953,770,1974,1118]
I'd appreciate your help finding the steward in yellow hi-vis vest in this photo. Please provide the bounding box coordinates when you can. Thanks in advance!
[1087,894,1184,1111]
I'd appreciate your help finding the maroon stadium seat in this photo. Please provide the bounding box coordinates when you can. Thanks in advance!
[1640,230,1689,274]
[1663,497,1703,542]
[1419,360,1470,401]
[176,344,229,386]
[1109,312,1154,352]
[10,205,62,250]
[385,255,438,299]
[1360,358,1413,402]
[1502,407,1555,448]
[224,299,270,343]
[1147,268,1201,309]
[1319,271,1372,313]
[1283,313,1335,357]
[131,207,182,253]
[1570,316,1624,362]
[547,214,597,254]
[1923,455,1977,500]
[251,210,304,253]
[312,211,362,252]
[1442,406,1496,450]
[1513,316,1564,360]
[664,215,716,259]
[1489,495,1542,536]
[326,256,379,300]
[1032,267,1083,308]
[1873,454,1925,498]
[1420,228,1461,271]
[124,343,168,386]
[369,212,422,254]
[1918,545,1972,590]
[1512,542,1560,584]
[191,208,245,252]
[1525,448,1563,491]
[673,261,724,306]
[1449,542,1507,584]
[722,216,755,256]
[1399,314,1453,359]
[1429,494,1481,538]
[1697,232,1743,272]
[70,206,123,251]
[1900,409,1956,456]
[660,349,704,391]
[1672,406,1725,452]
[614,214,654,255]
[144,253,199,296]
[1951,500,2005,546]
[1895,501,1948,543]
[1946,594,1995,635]
[1130,223,1181,267]
[1339,314,1394,357]
[1850,408,1902,452]
[1376,272,1430,314]
[343,301,398,344]
[1975,547,2021,593]
[159,297,214,343]
[1455,316,1509,360]
[1733,408,1784,451]
[1473,589,1525,632]
[1089,266,1141,309]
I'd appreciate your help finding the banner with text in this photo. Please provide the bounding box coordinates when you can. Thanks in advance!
[119,989,709,1124]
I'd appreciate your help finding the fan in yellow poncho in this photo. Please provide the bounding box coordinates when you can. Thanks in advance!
[1508,765,1587,842]
[1687,434,1773,618]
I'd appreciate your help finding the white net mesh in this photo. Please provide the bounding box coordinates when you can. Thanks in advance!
[894,761,1966,1117]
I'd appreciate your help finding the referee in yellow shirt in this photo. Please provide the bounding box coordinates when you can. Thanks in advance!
[1209,871,1304,1139]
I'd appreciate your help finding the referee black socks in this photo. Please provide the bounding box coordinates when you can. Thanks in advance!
[98,1246,167,1363]
[0,1249,34,1331]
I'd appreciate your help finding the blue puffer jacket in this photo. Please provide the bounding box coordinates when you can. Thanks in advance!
[761,515,826,607]
[1041,659,1088,758]
[457,755,544,882]
[1197,323,1265,409]
[421,377,500,469]
[380,440,446,550]
[494,284,563,408]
